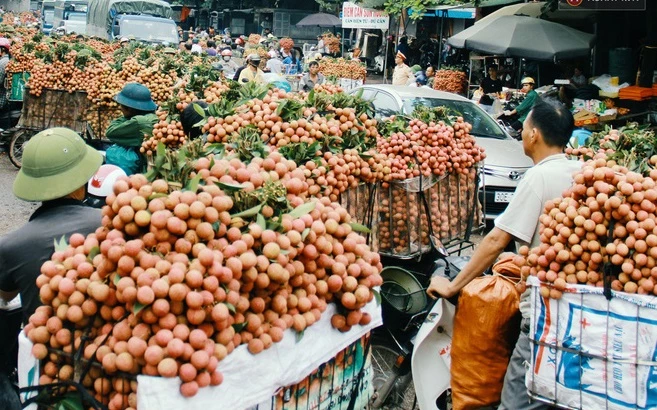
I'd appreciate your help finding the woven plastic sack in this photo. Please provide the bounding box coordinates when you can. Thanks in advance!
[450,274,521,410]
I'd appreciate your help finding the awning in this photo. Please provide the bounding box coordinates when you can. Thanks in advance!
[421,8,476,18]
[427,0,522,11]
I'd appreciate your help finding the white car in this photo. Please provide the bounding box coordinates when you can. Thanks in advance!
[352,84,533,220]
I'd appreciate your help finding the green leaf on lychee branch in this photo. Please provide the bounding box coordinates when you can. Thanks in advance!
[349,222,371,234]
[232,322,247,332]
[54,235,68,253]
[87,246,100,262]
[133,302,148,314]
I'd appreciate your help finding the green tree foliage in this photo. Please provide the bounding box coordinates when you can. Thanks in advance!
[381,0,558,20]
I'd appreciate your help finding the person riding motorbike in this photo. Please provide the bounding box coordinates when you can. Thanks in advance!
[238,54,264,84]
[105,83,158,175]
[503,77,538,131]
[220,49,240,78]
[427,98,582,410]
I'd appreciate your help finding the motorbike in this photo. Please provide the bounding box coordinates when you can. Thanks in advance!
[0,103,23,150]
[496,116,521,140]
[370,245,470,410]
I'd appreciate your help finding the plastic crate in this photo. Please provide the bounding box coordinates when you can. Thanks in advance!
[8,72,30,101]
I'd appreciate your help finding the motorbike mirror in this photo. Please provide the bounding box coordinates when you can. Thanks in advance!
[430,235,449,258]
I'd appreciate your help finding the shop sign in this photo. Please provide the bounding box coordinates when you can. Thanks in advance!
[341,2,389,30]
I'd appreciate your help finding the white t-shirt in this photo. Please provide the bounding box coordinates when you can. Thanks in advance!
[495,153,582,249]
[191,44,203,54]
[494,153,582,318]
[266,58,284,74]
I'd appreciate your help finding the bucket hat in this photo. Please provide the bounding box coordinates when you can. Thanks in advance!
[13,128,103,202]
[114,83,157,112]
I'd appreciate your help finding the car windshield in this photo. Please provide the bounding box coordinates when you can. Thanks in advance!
[44,10,55,23]
[119,18,179,44]
[402,97,508,139]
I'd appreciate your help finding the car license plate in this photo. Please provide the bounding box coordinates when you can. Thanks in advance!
[494,191,515,203]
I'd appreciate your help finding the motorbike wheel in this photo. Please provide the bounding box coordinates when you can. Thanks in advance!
[9,129,36,169]
[370,338,418,410]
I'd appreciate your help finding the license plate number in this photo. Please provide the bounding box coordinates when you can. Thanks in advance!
[494,191,515,203]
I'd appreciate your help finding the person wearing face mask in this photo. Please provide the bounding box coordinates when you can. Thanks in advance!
[219,49,239,78]
[238,54,265,84]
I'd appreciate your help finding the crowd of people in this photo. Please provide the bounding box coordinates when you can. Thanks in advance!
[166,27,326,91]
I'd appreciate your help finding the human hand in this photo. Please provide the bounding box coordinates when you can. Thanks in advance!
[427,276,456,299]
[503,110,512,116]
[498,251,517,261]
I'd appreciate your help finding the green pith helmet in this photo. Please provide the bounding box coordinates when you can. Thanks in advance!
[114,83,157,112]
[13,128,103,201]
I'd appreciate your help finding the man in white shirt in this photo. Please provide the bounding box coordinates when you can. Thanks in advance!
[427,98,582,410]
[316,35,325,54]
[266,50,283,74]
[191,38,202,54]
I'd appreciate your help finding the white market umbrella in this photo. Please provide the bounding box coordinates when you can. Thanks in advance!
[475,1,545,27]
[447,15,594,61]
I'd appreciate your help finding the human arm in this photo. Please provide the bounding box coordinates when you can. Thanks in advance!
[0,58,8,85]
[105,117,145,146]
[508,90,537,117]
[427,227,513,298]
[299,74,310,91]
[0,251,18,302]
[405,67,415,85]
[428,171,544,298]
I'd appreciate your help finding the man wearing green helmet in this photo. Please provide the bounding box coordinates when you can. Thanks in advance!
[0,128,103,326]
[105,82,158,175]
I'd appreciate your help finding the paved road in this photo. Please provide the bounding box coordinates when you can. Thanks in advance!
[0,152,38,236]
